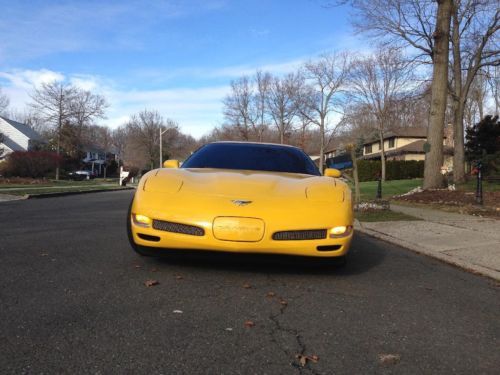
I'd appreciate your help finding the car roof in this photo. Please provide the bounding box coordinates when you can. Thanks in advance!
[209,141,300,149]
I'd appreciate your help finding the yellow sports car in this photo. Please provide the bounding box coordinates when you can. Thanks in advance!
[127,142,353,261]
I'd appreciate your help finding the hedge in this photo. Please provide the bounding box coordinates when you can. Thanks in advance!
[356,160,424,181]
[0,151,61,178]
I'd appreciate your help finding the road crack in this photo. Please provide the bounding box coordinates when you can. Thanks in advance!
[264,277,321,375]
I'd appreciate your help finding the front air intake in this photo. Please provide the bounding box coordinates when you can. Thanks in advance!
[272,229,327,241]
[152,219,205,236]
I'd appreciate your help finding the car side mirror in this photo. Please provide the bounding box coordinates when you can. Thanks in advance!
[163,159,179,168]
[324,168,341,178]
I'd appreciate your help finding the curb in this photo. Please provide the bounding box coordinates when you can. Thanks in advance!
[26,186,135,199]
[354,220,500,282]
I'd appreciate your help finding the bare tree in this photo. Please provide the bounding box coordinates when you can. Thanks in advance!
[253,71,272,142]
[349,47,416,181]
[0,86,9,115]
[485,65,499,115]
[299,52,350,173]
[127,109,178,169]
[222,77,257,141]
[112,125,129,165]
[424,0,453,188]
[347,0,498,187]
[267,73,302,144]
[71,90,108,156]
[348,0,436,62]
[30,82,78,180]
[450,0,499,183]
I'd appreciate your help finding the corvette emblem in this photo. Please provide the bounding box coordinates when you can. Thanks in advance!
[231,199,253,206]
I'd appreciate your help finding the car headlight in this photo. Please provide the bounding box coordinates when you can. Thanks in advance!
[132,214,152,228]
[329,225,353,238]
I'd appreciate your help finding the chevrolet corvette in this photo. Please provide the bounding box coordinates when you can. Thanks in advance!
[127,142,353,260]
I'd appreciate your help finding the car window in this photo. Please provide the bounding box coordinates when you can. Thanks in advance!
[182,143,320,176]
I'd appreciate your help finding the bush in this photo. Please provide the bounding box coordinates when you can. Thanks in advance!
[357,160,424,181]
[0,151,61,178]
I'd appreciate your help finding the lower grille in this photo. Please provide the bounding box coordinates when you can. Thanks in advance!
[272,229,327,241]
[152,219,205,236]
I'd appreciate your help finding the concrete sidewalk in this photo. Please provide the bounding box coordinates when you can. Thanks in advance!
[355,204,500,281]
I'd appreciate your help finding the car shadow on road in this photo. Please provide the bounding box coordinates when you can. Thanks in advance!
[150,233,385,276]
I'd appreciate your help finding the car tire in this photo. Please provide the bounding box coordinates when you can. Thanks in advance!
[127,199,156,257]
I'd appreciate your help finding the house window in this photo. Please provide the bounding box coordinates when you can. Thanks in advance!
[365,144,372,154]
[388,138,395,148]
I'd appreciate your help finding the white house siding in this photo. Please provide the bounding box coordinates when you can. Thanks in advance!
[0,118,30,151]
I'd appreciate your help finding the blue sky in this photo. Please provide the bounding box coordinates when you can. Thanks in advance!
[0,0,364,137]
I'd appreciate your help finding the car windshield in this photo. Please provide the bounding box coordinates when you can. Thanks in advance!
[182,143,320,176]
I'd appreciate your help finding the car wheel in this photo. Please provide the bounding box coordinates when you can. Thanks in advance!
[127,199,155,257]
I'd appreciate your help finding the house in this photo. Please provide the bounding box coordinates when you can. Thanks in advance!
[361,127,454,169]
[0,116,45,159]
[81,145,117,176]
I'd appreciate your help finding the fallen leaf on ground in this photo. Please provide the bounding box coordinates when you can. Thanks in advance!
[295,354,319,366]
[279,299,288,306]
[378,354,401,365]
[151,268,158,272]
[40,253,48,256]
[242,283,252,289]
[266,292,276,298]
[173,310,183,314]
[175,275,183,280]
[144,279,159,287]
[244,320,255,328]
[134,264,141,269]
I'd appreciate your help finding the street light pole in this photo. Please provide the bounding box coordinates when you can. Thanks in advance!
[159,127,168,168]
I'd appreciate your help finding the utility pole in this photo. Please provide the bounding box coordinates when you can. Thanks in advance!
[159,127,168,168]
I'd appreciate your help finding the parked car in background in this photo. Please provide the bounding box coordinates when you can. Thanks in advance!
[68,170,96,180]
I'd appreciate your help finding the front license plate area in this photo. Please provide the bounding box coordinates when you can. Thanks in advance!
[213,217,265,242]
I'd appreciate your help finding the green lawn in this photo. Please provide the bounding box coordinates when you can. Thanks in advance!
[1,185,130,196]
[352,179,423,201]
[0,178,125,196]
[455,179,500,192]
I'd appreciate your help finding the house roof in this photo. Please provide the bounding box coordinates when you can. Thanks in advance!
[363,127,429,145]
[1,136,24,152]
[0,116,44,141]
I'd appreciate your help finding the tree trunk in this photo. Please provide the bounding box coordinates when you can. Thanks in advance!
[378,129,386,181]
[319,118,325,174]
[452,100,466,183]
[350,146,360,209]
[451,8,465,184]
[423,0,452,189]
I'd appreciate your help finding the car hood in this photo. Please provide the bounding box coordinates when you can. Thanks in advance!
[143,168,345,201]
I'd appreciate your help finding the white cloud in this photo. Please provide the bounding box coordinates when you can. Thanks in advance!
[0,69,64,90]
[0,68,229,137]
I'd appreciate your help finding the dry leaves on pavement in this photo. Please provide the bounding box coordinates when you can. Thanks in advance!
[144,279,159,287]
[244,320,255,328]
[378,354,401,365]
[242,283,252,289]
[295,354,319,367]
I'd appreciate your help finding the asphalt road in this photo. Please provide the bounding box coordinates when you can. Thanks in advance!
[0,191,499,374]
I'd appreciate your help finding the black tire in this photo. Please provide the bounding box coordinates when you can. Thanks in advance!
[127,199,155,257]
